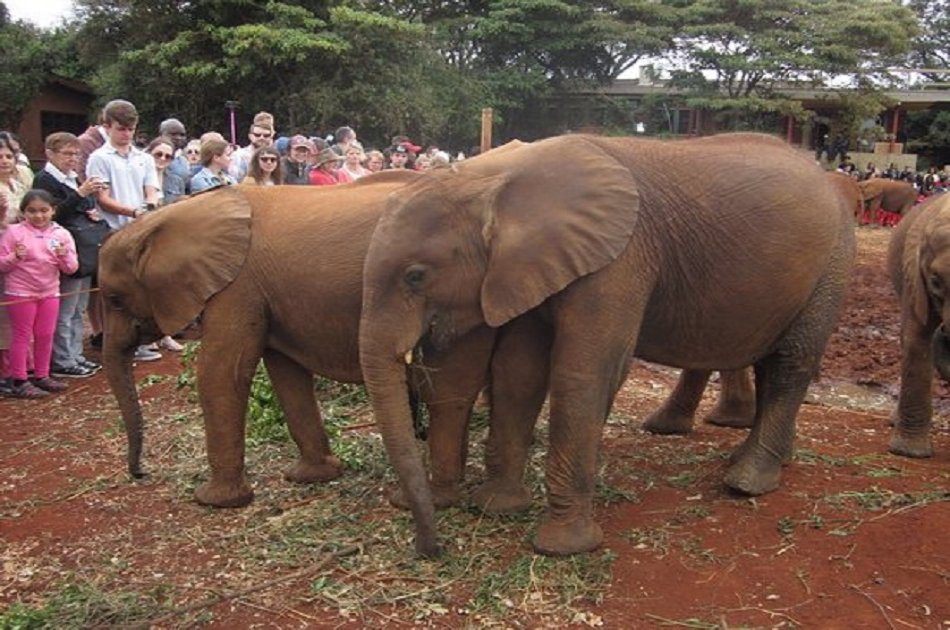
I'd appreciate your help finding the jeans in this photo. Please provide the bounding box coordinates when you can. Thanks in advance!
[6,294,59,380]
[52,275,91,369]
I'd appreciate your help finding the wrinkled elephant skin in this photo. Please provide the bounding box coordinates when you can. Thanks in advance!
[359,133,856,556]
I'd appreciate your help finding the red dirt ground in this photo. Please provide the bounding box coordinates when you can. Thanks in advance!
[1,227,948,628]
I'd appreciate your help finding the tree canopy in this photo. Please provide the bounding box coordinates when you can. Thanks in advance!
[2,0,943,151]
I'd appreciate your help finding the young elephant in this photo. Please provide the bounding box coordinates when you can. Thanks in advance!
[858,179,917,224]
[887,193,950,458]
[99,174,494,508]
[359,133,855,557]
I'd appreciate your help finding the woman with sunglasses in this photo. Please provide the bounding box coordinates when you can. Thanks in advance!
[147,137,186,204]
[242,146,283,186]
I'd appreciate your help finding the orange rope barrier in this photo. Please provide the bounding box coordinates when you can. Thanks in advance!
[0,287,100,308]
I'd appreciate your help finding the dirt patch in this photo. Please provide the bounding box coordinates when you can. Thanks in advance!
[1,227,948,628]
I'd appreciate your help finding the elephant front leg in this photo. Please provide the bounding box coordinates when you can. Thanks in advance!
[642,369,711,434]
[263,350,343,483]
[705,368,756,429]
[890,326,935,458]
[193,342,258,508]
[473,314,551,514]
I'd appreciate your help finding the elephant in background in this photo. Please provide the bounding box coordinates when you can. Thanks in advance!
[358,132,856,557]
[99,174,495,509]
[886,193,950,458]
[858,178,917,225]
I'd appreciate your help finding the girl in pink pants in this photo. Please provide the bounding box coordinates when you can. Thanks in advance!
[0,190,78,398]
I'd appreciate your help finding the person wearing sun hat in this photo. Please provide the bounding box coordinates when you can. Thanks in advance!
[282,135,312,185]
[308,147,345,186]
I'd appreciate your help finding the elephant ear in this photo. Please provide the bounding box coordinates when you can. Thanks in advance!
[479,137,640,327]
[133,187,253,334]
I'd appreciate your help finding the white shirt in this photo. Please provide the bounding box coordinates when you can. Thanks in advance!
[86,144,159,230]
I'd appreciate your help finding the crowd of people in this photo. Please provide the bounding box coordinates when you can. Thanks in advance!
[832,155,947,196]
[0,98,454,399]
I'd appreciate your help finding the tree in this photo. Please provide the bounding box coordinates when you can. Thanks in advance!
[666,0,918,130]
[0,8,56,129]
[908,0,950,80]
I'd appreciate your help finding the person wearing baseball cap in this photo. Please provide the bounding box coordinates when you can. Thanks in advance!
[282,135,312,185]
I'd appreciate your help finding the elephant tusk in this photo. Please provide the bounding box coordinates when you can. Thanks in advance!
[404,349,413,365]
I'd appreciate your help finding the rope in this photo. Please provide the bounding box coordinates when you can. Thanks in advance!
[0,286,100,307]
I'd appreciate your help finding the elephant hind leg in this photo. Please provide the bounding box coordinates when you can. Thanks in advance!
[705,368,756,429]
[263,349,342,484]
[642,368,711,434]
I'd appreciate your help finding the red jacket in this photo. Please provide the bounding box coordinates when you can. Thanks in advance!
[308,168,339,186]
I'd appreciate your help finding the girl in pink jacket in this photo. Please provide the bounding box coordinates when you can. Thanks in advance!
[0,189,78,398]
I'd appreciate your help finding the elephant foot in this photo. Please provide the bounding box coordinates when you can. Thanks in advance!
[284,456,343,484]
[532,516,603,556]
[388,482,463,510]
[195,477,254,508]
[642,408,695,435]
[724,443,782,496]
[471,479,532,514]
[888,431,933,459]
[704,402,755,429]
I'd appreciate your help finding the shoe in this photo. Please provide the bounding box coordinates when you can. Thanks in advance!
[12,381,50,398]
[80,358,102,372]
[90,333,103,349]
[158,336,184,352]
[31,377,68,393]
[0,378,12,397]
[134,346,162,362]
[51,364,97,379]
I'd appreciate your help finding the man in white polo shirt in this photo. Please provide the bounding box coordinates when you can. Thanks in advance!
[85,99,163,361]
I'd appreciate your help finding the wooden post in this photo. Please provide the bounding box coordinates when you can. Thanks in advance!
[786,115,794,144]
[480,108,493,154]
[889,106,901,154]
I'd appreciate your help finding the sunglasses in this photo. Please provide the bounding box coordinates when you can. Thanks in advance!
[185,149,199,155]
[259,156,278,163]
[152,152,173,160]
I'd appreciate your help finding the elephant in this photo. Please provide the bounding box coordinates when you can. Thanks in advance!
[643,172,864,435]
[99,173,496,509]
[886,192,950,458]
[358,132,856,557]
[858,178,917,225]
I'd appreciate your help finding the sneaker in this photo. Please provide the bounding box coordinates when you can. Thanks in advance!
[134,346,162,362]
[80,358,102,372]
[0,378,12,397]
[90,333,103,349]
[51,364,97,379]
[31,377,69,393]
[12,381,50,398]
[158,336,184,352]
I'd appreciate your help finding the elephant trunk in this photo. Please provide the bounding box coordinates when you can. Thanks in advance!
[102,322,146,478]
[931,326,950,381]
[359,319,440,557]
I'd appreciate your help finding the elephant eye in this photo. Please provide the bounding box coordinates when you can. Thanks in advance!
[106,293,124,310]
[404,264,428,291]
[929,275,944,296]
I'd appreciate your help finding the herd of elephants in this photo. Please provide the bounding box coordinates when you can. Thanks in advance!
[97,132,948,558]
